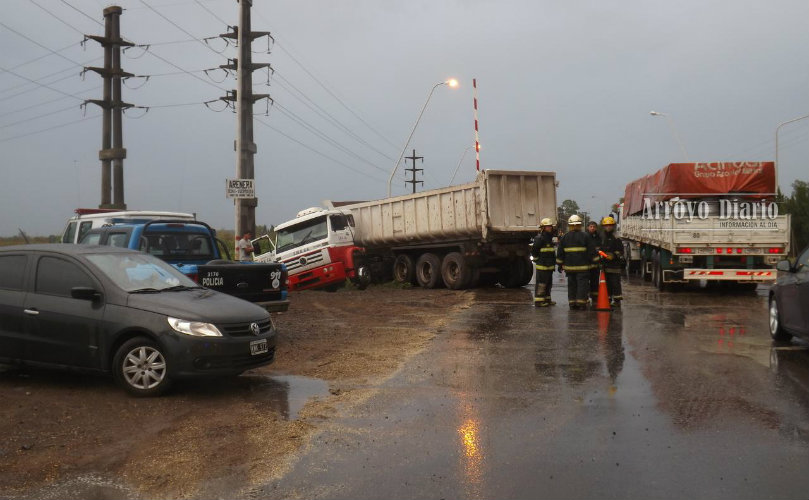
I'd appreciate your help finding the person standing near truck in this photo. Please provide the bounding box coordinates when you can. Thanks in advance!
[586,220,601,305]
[237,232,254,262]
[531,218,557,307]
[557,215,598,310]
[600,216,625,307]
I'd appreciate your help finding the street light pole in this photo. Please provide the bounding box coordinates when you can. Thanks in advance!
[775,114,809,195]
[388,79,458,197]
[650,111,689,162]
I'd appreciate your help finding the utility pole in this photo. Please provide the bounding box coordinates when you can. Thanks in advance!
[220,0,271,239]
[404,149,424,194]
[84,6,133,209]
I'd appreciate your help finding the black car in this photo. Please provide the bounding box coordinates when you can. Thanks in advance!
[0,244,277,396]
[769,245,809,342]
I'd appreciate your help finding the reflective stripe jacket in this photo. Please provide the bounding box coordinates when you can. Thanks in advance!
[587,230,601,269]
[601,233,624,272]
[557,230,598,272]
[531,232,556,271]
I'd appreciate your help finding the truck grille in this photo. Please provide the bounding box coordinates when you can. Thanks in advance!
[219,318,273,337]
[285,250,325,272]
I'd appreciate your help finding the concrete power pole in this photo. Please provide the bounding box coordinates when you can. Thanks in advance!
[404,149,424,194]
[84,6,133,209]
[220,0,271,239]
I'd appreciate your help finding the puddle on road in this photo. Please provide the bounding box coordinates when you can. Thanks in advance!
[244,374,330,420]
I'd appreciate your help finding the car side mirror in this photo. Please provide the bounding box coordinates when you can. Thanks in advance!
[776,260,793,273]
[71,287,101,301]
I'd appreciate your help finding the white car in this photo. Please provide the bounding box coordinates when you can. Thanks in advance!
[61,209,196,244]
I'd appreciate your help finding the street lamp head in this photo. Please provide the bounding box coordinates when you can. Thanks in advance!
[446,78,459,88]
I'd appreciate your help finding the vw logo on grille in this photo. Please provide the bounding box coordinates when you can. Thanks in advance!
[299,256,308,266]
[249,323,261,336]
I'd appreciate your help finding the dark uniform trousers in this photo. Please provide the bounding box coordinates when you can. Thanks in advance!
[531,233,557,306]
[601,233,624,303]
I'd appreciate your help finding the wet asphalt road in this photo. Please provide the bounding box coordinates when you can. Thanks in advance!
[254,275,809,500]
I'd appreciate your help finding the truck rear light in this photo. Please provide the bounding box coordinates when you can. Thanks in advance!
[716,248,723,254]
[768,247,783,254]
[736,248,742,254]
[677,247,692,254]
[726,247,732,254]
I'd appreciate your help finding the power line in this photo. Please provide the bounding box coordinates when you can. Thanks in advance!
[139,0,230,58]
[28,0,86,36]
[273,102,388,174]
[0,114,100,144]
[0,57,101,100]
[0,20,85,69]
[273,71,396,162]
[0,63,86,101]
[59,0,103,27]
[255,116,386,182]
[0,86,100,118]
[0,102,80,130]
[193,0,230,26]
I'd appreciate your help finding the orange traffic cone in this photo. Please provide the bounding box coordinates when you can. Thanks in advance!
[594,269,611,311]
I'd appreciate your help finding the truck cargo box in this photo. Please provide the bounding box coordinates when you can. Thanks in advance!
[344,170,557,248]
[623,162,775,216]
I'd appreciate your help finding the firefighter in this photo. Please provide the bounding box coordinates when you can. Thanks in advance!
[586,220,601,304]
[600,216,625,307]
[530,218,557,307]
[557,214,598,310]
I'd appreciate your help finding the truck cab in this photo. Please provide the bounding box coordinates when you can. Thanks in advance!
[81,220,289,312]
[252,207,369,291]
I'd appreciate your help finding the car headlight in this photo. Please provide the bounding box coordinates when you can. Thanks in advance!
[167,317,222,337]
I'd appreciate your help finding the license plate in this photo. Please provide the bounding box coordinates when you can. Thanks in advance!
[249,339,268,355]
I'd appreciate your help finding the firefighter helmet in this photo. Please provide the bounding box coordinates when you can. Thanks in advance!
[601,216,616,226]
[568,214,583,225]
[540,218,554,227]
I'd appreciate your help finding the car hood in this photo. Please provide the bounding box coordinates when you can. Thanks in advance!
[126,288,269,323]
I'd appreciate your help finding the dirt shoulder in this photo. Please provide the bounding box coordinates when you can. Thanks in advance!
[0,285,474,499]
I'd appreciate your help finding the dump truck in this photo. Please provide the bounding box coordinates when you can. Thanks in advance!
[618,162,790,290]
[253,170,557,290]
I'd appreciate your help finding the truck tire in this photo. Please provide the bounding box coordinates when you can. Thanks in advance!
[497,258,526,288]
[641,254,651,282]
[441,252,471,290]
[416,253,443,288]
[516,257,534,287]
[393,254,417,285]
[653,251,666,291]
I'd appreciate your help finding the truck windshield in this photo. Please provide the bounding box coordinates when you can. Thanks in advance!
[139,231,215,261]
[276,216,328,253]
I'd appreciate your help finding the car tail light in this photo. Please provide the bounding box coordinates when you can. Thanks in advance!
[677,247,692,254]
[188,273,199,283]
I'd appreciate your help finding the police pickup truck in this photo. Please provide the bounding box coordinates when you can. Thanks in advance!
[80,219,289,313]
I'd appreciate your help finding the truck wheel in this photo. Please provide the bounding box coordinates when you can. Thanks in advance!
[518,257,534,287]
[441,252,471,290]
[113,337,172,397]
[653,251,666,291]
[641,255,651,282]
[393,254,417,285]
[497,259,525,288]
[416,253,443,288]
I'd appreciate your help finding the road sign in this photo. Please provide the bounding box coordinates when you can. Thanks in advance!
[226,178,255,199]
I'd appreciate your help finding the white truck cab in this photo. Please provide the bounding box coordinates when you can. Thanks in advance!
[62,208,195,244]
[252,207,368,291]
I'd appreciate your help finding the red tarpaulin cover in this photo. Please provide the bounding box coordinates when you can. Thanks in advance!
[623,162,775,215]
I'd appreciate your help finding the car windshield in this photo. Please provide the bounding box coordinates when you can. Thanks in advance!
[276,216,328,253]
[139,231,214,261]
[85,253,199,292]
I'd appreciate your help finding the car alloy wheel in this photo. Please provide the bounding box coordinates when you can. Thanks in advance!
[123,346,167,390]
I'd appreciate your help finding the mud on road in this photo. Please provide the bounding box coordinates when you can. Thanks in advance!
[0,285,475,499]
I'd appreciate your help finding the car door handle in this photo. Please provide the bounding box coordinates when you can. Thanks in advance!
[24,308,39,316]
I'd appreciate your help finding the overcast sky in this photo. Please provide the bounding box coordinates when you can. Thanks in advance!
[1,0,807,236]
